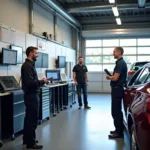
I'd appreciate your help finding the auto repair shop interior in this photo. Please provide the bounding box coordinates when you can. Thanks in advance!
[0,0,150,150]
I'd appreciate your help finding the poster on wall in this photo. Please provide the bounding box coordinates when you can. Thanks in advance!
[37,38,46,50]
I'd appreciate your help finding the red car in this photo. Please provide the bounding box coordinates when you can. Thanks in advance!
[127,61,150,81]
[123,63,150,150]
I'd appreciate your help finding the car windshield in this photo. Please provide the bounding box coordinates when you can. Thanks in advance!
[130,62,149,70]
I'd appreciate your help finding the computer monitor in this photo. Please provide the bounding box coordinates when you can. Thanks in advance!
[61,73,67,81]
[0,76,20,92]
[10,45,23,64]
[42,53,48,68]
[35,52,42,68]
[56,56,66,68]
[2,48,17,65]
[46,70,61,81]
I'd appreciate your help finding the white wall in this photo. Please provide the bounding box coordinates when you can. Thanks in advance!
[0,0,29,33]
[0,30,76,83]
[57,16,72,47]
[0,0,74,47]
[0,0,76,84]
[33,2,54,36]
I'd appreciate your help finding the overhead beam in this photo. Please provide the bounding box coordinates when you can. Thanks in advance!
[68,3,150,13]
[75,14,150,20]
[62,1,135,9]
[63,1,109,8]
[82,27,150,38]
[82,22,150,31]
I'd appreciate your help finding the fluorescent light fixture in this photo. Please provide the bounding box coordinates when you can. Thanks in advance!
[109,0,115,3]
[116,18,122,25]
[112,7,119,16]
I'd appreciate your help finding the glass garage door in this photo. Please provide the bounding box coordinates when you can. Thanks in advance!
[85,38,150,93]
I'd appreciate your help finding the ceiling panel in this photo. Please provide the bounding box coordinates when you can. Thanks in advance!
[56,0,150,29]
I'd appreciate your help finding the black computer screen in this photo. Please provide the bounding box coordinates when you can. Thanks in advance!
[35,52,42,68]
[42,53,48,68]
[2,48,17,65]
[57,56,66,68]
[10,45,23,64]
[46,70,60,81]
[0,76,20,91]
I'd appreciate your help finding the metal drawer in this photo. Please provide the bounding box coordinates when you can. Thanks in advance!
[13,102,25,117]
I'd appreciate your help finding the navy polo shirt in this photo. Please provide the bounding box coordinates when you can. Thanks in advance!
[110,57,127,87]
[72,64,88,83]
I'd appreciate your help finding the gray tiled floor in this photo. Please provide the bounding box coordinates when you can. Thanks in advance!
[1,94,130,150]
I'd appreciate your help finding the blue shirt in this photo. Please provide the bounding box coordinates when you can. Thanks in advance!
[110,57,127,87]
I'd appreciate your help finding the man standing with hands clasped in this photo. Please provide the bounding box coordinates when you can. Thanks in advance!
[106,47,127,139]
[21,46,48,149]
[73,56,91,110]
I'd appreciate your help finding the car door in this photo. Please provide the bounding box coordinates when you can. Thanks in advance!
[123,67,146,123]
[124,69,143,111]
[131,67,150,124]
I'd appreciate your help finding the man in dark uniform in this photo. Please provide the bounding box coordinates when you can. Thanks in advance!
[106,47,127,139]
[21,46,48,149]
[73,56,91,109]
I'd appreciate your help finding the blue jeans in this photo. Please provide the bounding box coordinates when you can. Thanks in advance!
[76,82,88,106]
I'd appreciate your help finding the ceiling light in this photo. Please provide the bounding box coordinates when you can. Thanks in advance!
[112,7,119,17]
[116,18,122,25]
[109,0,115,3]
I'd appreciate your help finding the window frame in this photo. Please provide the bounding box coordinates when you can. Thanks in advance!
[133,67,150,86]
[85,38,150,72]
[127,68,143,87]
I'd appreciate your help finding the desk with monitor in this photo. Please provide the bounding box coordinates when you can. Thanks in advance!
[38,70,76,123]
[0,76,25,147]
[0,70,76,146]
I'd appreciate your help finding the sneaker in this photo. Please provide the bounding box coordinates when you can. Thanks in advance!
[110,130,117,134]
[26,144,43,149]
[108,133,124,139]
[23,140,38,145]
[78,106,82,109]
[84,105,91,109]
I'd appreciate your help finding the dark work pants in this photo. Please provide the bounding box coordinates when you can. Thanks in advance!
[23,93,39,146]
[111,87,124,134]
[76,82,88,106]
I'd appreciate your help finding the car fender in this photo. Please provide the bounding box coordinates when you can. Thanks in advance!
[127,107,136,133]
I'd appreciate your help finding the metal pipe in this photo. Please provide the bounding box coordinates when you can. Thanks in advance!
[138,0,146,8]
[44,0,81,27]
[76,30,79,63]
[29,0,34,34]
[68,3,150,13]
[53,12,57,41]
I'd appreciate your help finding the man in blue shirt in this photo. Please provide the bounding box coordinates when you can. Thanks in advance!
[106,47,127,139]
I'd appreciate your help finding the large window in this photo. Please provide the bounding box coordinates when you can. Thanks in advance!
[86,38,150,72]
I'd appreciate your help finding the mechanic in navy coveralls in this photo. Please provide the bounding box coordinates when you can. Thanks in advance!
[106,47,127,139]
